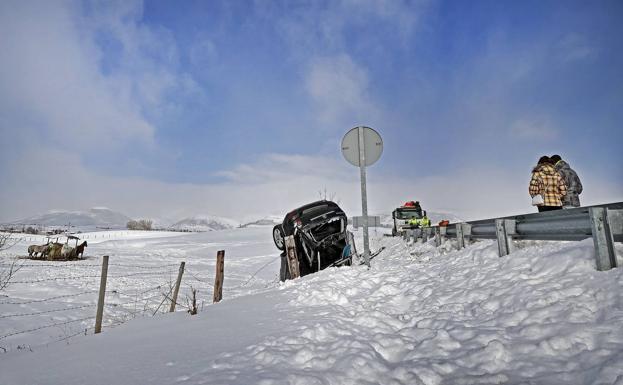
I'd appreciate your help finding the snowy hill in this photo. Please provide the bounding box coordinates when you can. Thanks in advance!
[13,207,132,229]
[170,215,239,232]
[240,215,282,228]
[144,217,175,230]
[0,229,622,384]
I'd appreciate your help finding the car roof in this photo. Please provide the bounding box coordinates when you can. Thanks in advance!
[284,200,344,222]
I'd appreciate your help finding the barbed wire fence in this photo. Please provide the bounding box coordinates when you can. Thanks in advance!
[0,257,182,352]
[0,250,283,353]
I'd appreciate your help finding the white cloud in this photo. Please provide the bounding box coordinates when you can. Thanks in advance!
[0,1,156,150]
[2,147,619,224]
[509,118,559,141]
[557,33,595,63]
[189,35,219,69]
[305,55,380,128]
[215,153,356,184]
[0,0,202,156]
[267,0,424,56]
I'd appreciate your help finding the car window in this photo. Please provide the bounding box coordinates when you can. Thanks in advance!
[302,205,329,216]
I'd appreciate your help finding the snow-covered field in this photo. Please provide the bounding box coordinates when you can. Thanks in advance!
[0,228,286,352]
[1,227,622,384]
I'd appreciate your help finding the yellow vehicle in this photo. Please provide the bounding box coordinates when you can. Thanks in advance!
[392,201,431,236]
[392,206,422,236]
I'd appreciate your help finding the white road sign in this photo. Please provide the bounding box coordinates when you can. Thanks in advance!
[341,126,383,167]
[352,216,381,228]
[340,126,383,267]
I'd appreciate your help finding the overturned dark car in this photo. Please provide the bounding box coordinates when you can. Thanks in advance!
[273,200,352,281]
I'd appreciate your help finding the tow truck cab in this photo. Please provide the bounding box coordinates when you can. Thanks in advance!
[392,207,423,236]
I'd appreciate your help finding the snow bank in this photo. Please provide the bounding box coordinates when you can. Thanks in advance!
[1,230,622,385]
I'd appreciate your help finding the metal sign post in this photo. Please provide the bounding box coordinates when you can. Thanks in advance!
[358,127,370,266]
[341,126,383,267]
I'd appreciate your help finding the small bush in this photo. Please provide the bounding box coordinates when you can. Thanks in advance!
[127,219,153,230]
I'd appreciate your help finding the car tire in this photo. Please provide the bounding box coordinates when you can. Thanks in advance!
[273,225,285,251]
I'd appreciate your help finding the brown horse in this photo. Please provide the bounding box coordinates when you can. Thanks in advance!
[75,241,87,258]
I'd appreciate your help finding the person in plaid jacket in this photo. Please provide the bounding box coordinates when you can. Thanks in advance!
[529,156,567,212]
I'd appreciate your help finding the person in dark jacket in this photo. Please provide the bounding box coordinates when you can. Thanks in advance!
[529,156,567,212]
[550,154,583,208]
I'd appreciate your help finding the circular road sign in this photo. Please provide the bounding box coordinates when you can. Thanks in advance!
[341,126,383,167]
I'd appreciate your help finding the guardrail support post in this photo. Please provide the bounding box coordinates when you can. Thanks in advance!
[434,227,442,247]
[463,223,472,245]
[495,219,515,257]
[589,207,618,271]
[169,261,185,312]
[456,223,465,249]
[94,255,109,334]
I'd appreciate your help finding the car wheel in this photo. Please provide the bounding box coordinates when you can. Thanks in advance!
[273,225,285,251]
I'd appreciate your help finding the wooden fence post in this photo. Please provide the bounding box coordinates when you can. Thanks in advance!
[213,250,225,303]
[94,255,109,334]
[169,261,185,312]
[284,236,300,279]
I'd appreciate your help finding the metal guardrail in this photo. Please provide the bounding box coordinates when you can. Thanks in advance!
[404,202,623,271]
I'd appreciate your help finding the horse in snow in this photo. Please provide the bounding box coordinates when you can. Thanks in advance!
[47,243,64,260]
[28,243,50,258]
[75,241,87,258]
[61,244,77,260]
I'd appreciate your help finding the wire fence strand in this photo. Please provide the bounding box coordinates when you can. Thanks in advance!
[0,290,97,305]
[0,263,102,268]
[184,267,211,284]
[11,275,104,284]
[108,263,180,269]
[0,304,95,319]
[0,317,95,340]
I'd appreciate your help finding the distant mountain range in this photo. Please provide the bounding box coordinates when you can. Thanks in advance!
[9,209,243,232]
[13,208,132,230]
[8,207,464,233]
[239,215,283,228]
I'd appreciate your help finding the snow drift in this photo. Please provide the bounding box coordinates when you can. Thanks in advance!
[0,229,622,384]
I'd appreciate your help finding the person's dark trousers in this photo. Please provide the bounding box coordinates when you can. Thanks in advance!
[538,206,562,212]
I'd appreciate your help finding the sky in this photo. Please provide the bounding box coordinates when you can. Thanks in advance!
[1,0,622,222]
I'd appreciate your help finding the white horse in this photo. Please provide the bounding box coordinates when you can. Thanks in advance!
[61,244,76,260]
